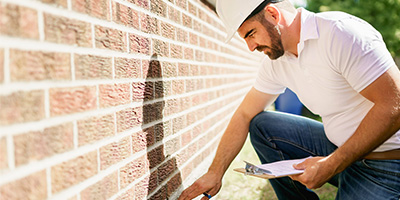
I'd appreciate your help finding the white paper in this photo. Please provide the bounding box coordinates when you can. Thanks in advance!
[256,157,309,177]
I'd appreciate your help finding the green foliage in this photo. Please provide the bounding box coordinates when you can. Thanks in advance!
[306,0,400,57]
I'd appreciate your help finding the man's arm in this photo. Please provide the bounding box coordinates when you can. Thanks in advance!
[292,65,400,189]
[178,87,278,200]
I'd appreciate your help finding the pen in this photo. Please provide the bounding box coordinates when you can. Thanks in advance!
[203,192,212,199]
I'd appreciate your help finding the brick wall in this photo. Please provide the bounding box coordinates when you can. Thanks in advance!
[0,0,263,199]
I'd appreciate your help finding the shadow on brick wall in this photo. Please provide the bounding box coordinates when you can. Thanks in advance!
[141,54,183,199]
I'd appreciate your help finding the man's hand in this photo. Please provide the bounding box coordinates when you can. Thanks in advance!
[178,171,222,200]
[289,156,338,189]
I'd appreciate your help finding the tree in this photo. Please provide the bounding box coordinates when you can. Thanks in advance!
[306,0,400,57]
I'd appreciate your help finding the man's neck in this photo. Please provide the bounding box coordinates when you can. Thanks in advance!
[281,9,301,57]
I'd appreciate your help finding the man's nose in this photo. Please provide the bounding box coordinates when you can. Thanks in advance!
[246,40,257,52]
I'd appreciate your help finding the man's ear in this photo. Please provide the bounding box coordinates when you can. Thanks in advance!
[264,5,281,24]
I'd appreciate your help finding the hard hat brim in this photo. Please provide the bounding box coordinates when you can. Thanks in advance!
[224,31,236,43]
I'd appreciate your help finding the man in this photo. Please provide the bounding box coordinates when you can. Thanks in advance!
[178,0,400,199]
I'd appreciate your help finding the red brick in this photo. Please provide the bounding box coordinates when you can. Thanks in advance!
[132,0,149,9]
[119,155,149,188]
[77,114,115,146]
[145,127,156,147]
[40,0,68,7]
[49,86,97,116]
[172,115,185,133]
[147,145,164,169]
[142,102,163,124]
[135,176,150,199]
[14,123,74,166]
[72,0,110,20]
[99,83,130,108]
[112,2,139,29]
[195,50,204,61]
[140,13,159,34]
[116,107,142,133]
[161,22,175,40]
[81,171,118,200]
[154,81,164,99]
[176,28,188,43]
[95,26,126,52]
[199,36,206,48]
[0,4,39,39]
[0,49,4,83]
[0,137,8,170]
[188,134,198,154]
[115,57,141,79]
[74,54,112,80]
[152,39,169,57]
[148,170,158,193]
[148,185,167,200]
[51,151,98,193]
[180,130,192,147]
[144,58,162,78]
[158,158,176,184]
[182,13,192,29]
[188,2,197,16]
[175,148,189,167]
[171,79,185,95]
[99,136,130,170]
[142,81,154,101]
[155,121,171,140]
[189,32,198,45]
[167,172,182,197]
[162,62,177,78]
[177,63,189,76]
[164,98,178,116]
[129,34,150,55]
[168,5,181,24]
[115,188,135,200]
[10,50,71,81]
[132,81,145,101]
[132,130,148,154]
[0,90,45,125]
[0,170,47,199]
[150,0,167,17]
[175,0,187,10]
[193,19,202,32]
[186,111,197,126]
[179,96,191,111]
[189,64,199,76]
[44,14,92,47]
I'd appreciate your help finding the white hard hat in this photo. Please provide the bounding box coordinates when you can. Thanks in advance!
[216,0,266,43]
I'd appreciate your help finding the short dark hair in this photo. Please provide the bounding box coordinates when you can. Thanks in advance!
[242,0,283,24]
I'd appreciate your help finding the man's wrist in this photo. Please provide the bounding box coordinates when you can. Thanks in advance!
[208,164,226,179]
[327,150,354,174]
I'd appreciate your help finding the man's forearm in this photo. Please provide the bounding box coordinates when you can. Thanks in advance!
[329,100,400,174]
[208,110,252,177]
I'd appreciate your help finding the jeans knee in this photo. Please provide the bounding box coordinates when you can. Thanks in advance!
[249,111,289,144]
[249,111,270,142]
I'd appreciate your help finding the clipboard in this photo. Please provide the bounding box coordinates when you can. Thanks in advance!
[233,158,308,179]
[233,168,302,179]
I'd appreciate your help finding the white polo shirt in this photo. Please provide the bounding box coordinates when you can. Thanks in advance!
[254,8,399,152]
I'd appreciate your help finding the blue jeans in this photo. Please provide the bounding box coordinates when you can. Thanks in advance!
[249,111,400,200]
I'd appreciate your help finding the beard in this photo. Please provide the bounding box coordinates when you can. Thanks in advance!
[258,18,285,60]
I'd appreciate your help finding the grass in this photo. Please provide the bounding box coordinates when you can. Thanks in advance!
[213,137,337,200]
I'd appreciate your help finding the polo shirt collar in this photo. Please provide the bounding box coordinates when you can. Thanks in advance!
[297,8,319,55]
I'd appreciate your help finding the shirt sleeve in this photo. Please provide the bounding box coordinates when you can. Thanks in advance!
[253,57,286,94]
[328,17,395,92]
